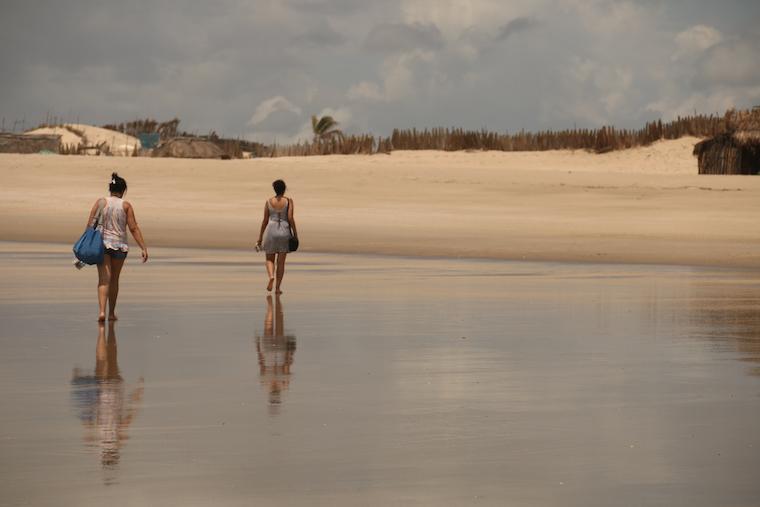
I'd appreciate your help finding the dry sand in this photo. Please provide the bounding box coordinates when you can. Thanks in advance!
[1,136,759,268]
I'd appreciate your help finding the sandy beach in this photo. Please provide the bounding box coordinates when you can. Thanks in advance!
[2,137,759,268]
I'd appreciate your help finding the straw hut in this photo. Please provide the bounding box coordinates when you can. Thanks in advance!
[152,137,224,159]
[0,133,61,153]
[694,108,760,175]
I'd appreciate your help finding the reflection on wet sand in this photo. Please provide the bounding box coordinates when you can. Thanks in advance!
[688,284,760,376]
[256,295,296,413]
[70,322,144,483]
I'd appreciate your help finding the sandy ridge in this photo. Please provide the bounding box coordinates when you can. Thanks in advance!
[1,137,759,268]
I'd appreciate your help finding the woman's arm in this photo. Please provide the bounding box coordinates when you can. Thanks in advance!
[86,198,104,228]
[257,202,270,246]
[125,202,148,263]
[288,198,297,238]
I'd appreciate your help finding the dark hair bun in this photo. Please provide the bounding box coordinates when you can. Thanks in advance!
[272,179,286,196]
[109,172,128,194]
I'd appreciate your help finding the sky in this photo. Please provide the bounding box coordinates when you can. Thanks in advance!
[1,0,759,143]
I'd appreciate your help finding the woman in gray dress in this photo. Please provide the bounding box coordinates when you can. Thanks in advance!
[256,180,298,294]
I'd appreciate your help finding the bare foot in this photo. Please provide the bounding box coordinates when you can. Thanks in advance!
[108,313,118,321]
[98,313,106,322]
[275,288,283,295]
[267,278,274,292]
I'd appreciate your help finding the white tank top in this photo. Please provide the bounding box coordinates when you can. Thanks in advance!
[98,196,129,252]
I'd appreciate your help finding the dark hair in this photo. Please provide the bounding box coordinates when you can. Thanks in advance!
[272,179,286,196]
[109,172,127,194]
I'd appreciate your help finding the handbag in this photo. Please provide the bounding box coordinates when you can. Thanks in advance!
[287,198,299,252]
[288,235,299,252]
[73,199,105,265]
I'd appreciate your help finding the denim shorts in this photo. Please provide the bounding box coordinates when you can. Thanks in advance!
[105,248,128,260]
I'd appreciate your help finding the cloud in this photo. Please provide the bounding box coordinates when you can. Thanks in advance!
[695,37,760,87]
[672,24,722,61]
[364,22,444,53]
[2,0,760,142]
[248,96,302,126]
[347,49,438,104]
[347,81,385,102]
[285,0,365,15]
[292,21,346,48]
[496,17,538,42]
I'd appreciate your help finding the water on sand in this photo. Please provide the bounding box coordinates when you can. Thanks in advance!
[1,242,759,506]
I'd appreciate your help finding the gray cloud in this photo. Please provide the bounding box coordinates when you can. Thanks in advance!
[292,21,347,48]
[694,35,760,88]
[364,22,444,53]
[496,17,538,42]
[1,0,760,143]
[285,0,367,15]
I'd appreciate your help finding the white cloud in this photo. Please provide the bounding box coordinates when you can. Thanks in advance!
[672,25,722,61]
[400,0,539,39]
[347,49,437,103]
[696,39,760,87]
[646,92,744,120]
[347,81,385,102]
[248,96,302,126]
[563,57,634,119]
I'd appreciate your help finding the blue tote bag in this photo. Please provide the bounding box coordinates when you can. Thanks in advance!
[73,200,105,265]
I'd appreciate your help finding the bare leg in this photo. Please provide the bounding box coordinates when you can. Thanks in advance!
[108,256,126,320]
[275,252,287,294]
[96,256,112,322]
[265,254,276,291]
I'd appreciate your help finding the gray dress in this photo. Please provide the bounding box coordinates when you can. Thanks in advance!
[262,199,291,254]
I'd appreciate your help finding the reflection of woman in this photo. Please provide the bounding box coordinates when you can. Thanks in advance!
[256,179,297,294]
[256,295,296,410]
[70,322,144,472]
[85,173,148,322]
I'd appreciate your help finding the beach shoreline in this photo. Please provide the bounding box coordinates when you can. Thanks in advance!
[2,140,760,269]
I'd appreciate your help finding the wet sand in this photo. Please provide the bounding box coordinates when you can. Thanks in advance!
[1,242,760,506]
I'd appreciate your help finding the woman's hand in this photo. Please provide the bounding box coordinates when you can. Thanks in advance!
[141,248,149,263]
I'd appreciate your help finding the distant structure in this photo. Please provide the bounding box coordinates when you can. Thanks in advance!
[0,133,61,154]
[694,108,760,175]
[137,133,160,150]
[152,137,225,159]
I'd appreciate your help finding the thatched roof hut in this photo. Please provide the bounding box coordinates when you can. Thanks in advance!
[694,108,760,175]
[0,133,61,154]
[152,137,224,159]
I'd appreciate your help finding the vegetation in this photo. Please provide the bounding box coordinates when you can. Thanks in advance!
[264,134,391,157]
[20,108,753,158]
[311,115,343,143]
[389,114,728,153]
[102,118,180,141]
[264,112,729,157]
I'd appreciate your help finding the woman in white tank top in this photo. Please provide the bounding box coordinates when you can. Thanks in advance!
[86,173,149,322]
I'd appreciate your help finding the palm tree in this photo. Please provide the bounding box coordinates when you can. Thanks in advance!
[311,115,343,143]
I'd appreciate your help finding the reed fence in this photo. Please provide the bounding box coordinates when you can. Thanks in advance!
[40,110,742,158]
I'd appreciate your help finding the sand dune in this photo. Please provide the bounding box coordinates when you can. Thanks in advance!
[24,124,140,155]
[1,137,760,268]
